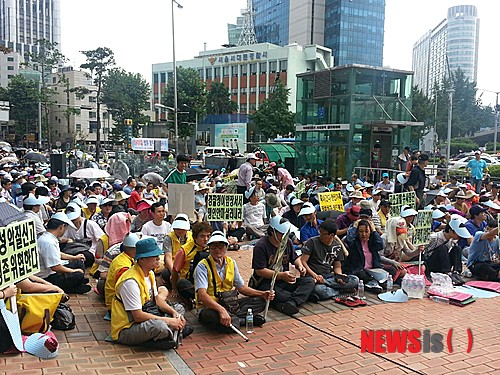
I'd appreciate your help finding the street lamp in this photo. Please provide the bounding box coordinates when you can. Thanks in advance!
[445,88,454,165]
[171,0,183,154]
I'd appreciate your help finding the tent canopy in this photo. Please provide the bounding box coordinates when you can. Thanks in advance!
[255,143,295,162]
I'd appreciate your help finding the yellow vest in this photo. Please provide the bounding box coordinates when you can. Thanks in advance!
[167,230,192,259]
[82,206,101,219]
[89,233,109,277]
[178,238,207,279]
[110,264,155,341]
[105,251,135,310]
[195,255,235,308]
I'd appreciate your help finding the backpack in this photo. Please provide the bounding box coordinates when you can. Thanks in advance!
[51,303,76,331]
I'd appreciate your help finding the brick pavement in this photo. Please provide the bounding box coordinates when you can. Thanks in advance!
[2,247,500,374]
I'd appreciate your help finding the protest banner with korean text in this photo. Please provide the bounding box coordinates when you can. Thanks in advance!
[413,210,433,246]
[389,192,416,217]
[206,194,243,221]
[0,219,39,290]
[295,180,306,196]
[318,191,344,212]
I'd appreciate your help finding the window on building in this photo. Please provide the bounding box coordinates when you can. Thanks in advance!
[231,88,238,95]
[89,112,96,119]
[231,66,238,76]
[214,67,221,78]
[250,63,257,75]
[250,87,257,94]
[153,74,159,84]
[89,97,97,103]
[279,60,287,72]
[7,57,13,62]
[241,87,247,94]
[259,87,267,94]
[7,66,14,71]
[198,68,203,78]
[205,68,212,79]
[223,67,229,77]
[259,62,267,74]
[160,72,166,83]
[269,61,277,73]
[241,65,247,76]
[76,124,81,132]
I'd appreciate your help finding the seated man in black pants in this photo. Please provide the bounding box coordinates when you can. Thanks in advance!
[423,218,472,285]
[36,213,91,294]
[195,231,274,332]
[250,216,315,316]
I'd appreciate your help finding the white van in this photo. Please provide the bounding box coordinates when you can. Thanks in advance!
[203,146,232,156]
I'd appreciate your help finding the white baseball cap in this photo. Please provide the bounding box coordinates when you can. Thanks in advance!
[269,215,291,234]
[85,196,99,205]
[298,202,316,216]
[123,233,140,247]
[449,218,472,239]
[432,209,445,219]
[290,198,304,206]
[400,205,418,218]
[23,194,50,206]
[65,203,82,221]
[50,212,76,228]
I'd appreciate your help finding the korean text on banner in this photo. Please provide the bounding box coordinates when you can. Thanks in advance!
[0,219,39,290]
[295,180,306,196]
[318,191,344,212]
[206,194,243,221]
[168,184,196,221]
[389,192,417,217]
[413,210,433,246]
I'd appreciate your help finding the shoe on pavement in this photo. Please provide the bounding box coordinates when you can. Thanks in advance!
[182,325,194,338]
[254,314,266,326]
[365,280,383,293]
[142,338,177,350]
[275,302,299,316]
[72,284,92,294]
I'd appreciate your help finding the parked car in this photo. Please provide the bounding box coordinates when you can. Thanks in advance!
[448,153,500,170]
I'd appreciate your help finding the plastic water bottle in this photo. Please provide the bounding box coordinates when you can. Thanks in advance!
[386,277,393,292]
[246,308,254,333]
[358,280,365,300]
[429,296,450,304]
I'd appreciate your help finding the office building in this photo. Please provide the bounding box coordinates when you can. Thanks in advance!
[412,4,479,96]
[0,0,61,56]
[248,0,385,67]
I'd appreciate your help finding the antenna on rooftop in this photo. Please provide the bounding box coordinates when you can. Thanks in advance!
[237,0,257,46]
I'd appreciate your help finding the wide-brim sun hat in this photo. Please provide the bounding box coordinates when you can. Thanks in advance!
[85,196,99,205]
[265,192,281,208]
[207,230,229,246]
[269,215,291,234]
[449,218,473,239]
[298,202,316,216]
[432,209,446,219]
[481,200,500,210]
[246,153,259,161]
[172,213,190,230]
[349,190,365,199]
[99,198,114,207]
[134,237,163,260]
[464,190,477,199]
[70,197,88,209]
[114,191,130,201]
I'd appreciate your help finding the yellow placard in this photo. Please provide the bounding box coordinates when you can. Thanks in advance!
[0,219,39,290]
[206,194,244,221]
[318,191,344,212]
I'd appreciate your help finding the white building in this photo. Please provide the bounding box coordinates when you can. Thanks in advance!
[0,51,23,87]
[152,42,333,114]
[48,67,111,150]
[412,4,479,96]
[0,0,61,56]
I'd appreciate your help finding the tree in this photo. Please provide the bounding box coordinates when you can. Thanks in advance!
[1,75,40,141]
[410,85,435,146]
[207,82,238,114]
[80,47,115,161]
[101,68,151,144]
[23,39,67,149]
[250,78,295,141]
[163,67,206,153]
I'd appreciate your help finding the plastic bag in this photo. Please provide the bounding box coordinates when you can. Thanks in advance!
[428,272,454,297]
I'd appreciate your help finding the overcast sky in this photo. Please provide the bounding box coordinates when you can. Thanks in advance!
[60,0,500,106]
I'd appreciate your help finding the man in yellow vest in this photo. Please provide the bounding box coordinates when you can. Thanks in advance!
[194,231,274,332]
[161,213,192,288]
[111,237,188,349]
[171,222,212,305]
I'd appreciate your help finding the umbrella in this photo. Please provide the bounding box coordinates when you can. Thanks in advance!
[24,152,47,163]
[0,141,12,152]
[186,167,208,182]
[70,168,110,179]
[0,156,19,164]
[142,172,163,186]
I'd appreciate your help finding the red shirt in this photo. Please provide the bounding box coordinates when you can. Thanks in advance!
[128,190,142,210]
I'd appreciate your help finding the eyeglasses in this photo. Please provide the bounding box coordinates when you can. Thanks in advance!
[209,243,226,250]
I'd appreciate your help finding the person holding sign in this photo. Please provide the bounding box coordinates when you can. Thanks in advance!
[406,154,429,209]
[195,231,273,332]
[250,216,314,316]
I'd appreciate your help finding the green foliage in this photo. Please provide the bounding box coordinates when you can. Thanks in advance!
[163,67,207,150]
[441,137,478,156]
[101,68,150,143]
[410,86,435,142]
[207,82,238,114]
[3,75,40,135]
[250,78,295,140]
[488,165,500,178]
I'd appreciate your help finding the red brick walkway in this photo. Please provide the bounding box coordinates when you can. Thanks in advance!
[2,247,500,374]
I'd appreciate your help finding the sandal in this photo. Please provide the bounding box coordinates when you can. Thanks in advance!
[334,296,366,307]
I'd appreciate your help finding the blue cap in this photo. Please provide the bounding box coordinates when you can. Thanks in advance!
[382,172,389,178]
[134,238,163,260]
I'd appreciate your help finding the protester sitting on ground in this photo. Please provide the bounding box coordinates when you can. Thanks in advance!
[111,237,190,350]
[91,198,113,230]
[370,189,383,212]
[343,219,387,292]
[141,202,171,248]
[478,196,500,222]
[23,194,49,236]
[301,220,358,301]
[36,212,91,294]
[299,202,323,243]
[195,231,274,332]
[336,205,360,238]
[283,197,305,230]
[161,214,192,288]
[170,222,212,306]
[451,191,468,215]
[359,200,382,235]
[431,208,449,232]
[377,200,391,232]
[250,216,314,316]
[399,205,418,243]
[128,182,146,211]
[63,202,105,267]
[344,190,365,211]
[429,171,445,190]
[103,233,140,311]
[194,183,209,222]
[109,191,130,218]
[54,185,74,211]
[375,173,394,193]
[467,219,500,281]
[242,186,268,239]
[82,195,100,219]
[143,182,159,202]
[130,200,152,232]
[423,218,471,285]
[122,177,136,195]
[457,205,487,253]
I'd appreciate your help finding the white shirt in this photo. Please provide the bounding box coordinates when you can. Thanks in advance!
[36,232,61,278]
[118,274,158,311]
[243,202,266,227]
[25,210,45,236]
[64,219,104,256]
[141,220,172,247]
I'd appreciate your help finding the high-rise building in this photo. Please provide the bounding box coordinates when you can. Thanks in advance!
[412,5,479,96]
[0,0,61,56]
[247,0,385,67]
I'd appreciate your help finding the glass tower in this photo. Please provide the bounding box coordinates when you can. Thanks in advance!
[251,0,385,67]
